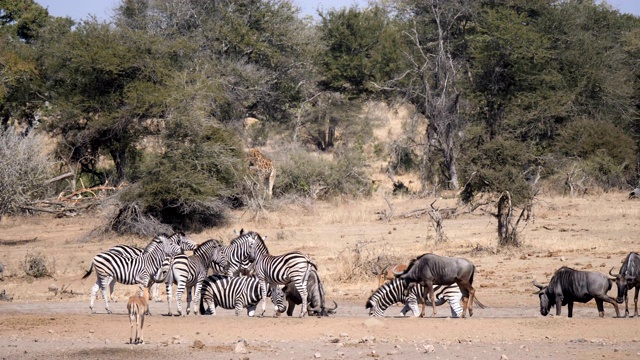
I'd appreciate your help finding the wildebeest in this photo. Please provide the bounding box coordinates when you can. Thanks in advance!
[533,266,620,318]
[394,253,477,317]
[282,266,337,317]
[609,252,640,317]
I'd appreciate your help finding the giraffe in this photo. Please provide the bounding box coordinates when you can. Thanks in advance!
[246,148,276,200]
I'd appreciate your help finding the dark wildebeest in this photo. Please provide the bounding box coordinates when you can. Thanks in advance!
[282,267,337,316]
[533,266,620,318]
[394,253,477,318]
[609,252,640,317]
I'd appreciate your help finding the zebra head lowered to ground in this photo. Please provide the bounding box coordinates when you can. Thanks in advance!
[366,278,464,318]
[394,253,477,318]
[282,265,337,317]
[245,231,314,317]
[609,252,640,317]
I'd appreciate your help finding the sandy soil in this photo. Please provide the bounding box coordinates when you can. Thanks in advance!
[1,193,640,359]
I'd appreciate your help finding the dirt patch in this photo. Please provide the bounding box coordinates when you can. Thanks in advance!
[1,193,640,359]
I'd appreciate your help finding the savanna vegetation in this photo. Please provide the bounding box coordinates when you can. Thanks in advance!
[1,0,639,246]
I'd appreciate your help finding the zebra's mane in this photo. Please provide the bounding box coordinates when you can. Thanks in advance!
[195,239,224,252]
[142,234,167,254]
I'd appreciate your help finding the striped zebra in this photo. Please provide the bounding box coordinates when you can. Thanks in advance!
[244,231,314,317]
[155,239,228,316]
[221,229,253,276]
[366,278,463,318]
[101,245,160,302]
[82,232,196,314]
[198,274,285,317]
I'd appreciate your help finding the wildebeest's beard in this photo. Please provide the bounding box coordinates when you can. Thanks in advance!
[539,290,552,316]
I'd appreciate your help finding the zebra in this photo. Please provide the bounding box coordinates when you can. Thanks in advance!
[97,234,198,302]
[222,229,254,276]
[154,239,228,316]
[244,231,313,317]
[366,278,464,318]
[82,232,195,314]
[100,245,159,302]
[198,274,285,317]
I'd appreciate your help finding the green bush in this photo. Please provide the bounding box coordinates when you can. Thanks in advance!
[276,147,371,199]
[116,122,245,233]
[554,119,637,190]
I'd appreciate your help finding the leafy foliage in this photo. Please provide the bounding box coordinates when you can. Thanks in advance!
[276,147,371,199]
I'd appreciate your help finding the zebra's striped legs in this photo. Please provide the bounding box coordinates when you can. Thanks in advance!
[258,282,269,317]
[91,277,113,314]
[165,281,174,316]
[190,283,203,315]
[234,298,244,316]
[292,282,308,317]
[175,284,187,316]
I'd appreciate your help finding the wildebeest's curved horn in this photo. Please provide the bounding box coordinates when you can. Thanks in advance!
[532,279,545,290]
[609,267,619,277]
[392,266,405,276]
[327,301,338,313]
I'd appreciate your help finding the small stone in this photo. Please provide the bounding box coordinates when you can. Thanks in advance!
[500,355,509,360]
[192,340,205,349]
[48,330,53,334]
[560,256,566,261]
[104,339,111,344]
[423,344,435,353]
[369,350,379,358]
[340,333,349,337]
[48,284,59,293]
[314,352,321,358]
[234,341,248,354]
[329,338,340,343]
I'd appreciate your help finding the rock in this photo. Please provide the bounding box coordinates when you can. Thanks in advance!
[423,344,435,353]
[500,355,509,360]
[314,352,321,358]
[234,340,248,354]
[192,340,205,349]
[172,335,181,344]
[48,284,59,293]
[369,350,379,358]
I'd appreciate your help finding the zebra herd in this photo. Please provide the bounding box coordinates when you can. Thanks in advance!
[83,230,466,321]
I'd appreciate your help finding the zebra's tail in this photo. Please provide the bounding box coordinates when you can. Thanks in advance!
[82,262,94,279]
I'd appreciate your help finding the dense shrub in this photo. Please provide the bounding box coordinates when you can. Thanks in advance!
[276,147,372,199]
[554,119,637,190]
[0,128,53,217]
[21,252,54,278]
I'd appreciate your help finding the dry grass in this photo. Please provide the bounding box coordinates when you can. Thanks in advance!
[0,191,638,304]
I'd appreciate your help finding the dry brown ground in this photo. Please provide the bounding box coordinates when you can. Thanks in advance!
[1,192,640,359]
